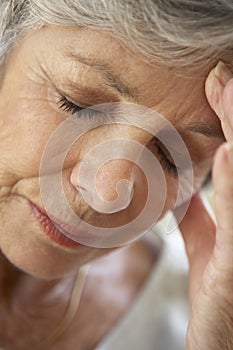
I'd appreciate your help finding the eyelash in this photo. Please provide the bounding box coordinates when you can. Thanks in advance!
[58,96,84,114]
[58,95,178,177]
[155,141,178,177]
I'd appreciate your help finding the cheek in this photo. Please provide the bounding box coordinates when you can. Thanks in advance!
[0,98,64,184]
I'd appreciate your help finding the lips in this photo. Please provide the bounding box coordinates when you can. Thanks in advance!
[31,203,81,249]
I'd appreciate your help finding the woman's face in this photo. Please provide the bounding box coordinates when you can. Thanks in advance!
[0,26,223,279]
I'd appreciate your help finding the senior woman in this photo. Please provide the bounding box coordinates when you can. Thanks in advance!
[0,0,233,349]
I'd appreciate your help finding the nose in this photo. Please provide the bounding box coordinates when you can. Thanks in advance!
[70,158,135,214]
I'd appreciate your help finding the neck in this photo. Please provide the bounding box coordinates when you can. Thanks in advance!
[0,251,76,307]
[0,251,81,349]
[0,251,22,299]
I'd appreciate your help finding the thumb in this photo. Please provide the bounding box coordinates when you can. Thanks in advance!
[175,194,216,300]
[212,143,233,268]
[205,61,233,141]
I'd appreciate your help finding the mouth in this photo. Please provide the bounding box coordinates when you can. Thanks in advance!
[30,202,82,249]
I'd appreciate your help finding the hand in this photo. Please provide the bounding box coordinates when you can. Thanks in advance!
[176,61,233,350]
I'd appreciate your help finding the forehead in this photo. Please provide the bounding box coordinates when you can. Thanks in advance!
[38,26,222,138]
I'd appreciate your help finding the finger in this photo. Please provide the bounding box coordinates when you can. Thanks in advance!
[175,194,216,299]
[222,78,233,128]
[205,61,233,141]
[212,142,233,265]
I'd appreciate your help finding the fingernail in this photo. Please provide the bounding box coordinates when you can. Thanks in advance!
[214,61,233,87]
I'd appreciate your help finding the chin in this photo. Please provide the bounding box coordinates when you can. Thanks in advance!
[0,197,97,279]
[0,228,94,280]
[0,228,111,280]
[1,244,82,280]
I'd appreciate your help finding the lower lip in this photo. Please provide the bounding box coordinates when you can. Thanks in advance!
[31,203,81,249]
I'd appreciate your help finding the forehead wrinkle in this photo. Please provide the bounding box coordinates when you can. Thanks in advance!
[63,50,139,101]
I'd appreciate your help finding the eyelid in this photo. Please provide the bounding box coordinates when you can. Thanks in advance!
[57,94,111,124]
[57,88,91,108]
[58,82,121,105]
[148,138,178,177]
[58,95,84,114]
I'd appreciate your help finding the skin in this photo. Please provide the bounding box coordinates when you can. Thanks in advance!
[0,25,231,349]
[178,63,233,350]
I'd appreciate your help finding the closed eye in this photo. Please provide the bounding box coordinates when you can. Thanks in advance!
[153,138,178,177]
[57,94,109,122]
[58,96,84,114]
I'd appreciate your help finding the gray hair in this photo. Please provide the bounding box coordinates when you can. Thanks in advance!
[1,0,233,70]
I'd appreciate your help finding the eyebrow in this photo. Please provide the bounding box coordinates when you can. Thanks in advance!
[64,50,138,101]
[185,122,225,140]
